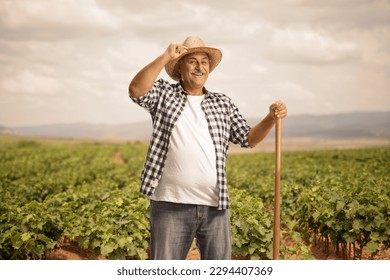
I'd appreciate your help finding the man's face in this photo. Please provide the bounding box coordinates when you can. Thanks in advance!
[178,52,210,92]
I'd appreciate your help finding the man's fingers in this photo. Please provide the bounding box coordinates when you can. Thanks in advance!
[174,45,188,56]
[270,100,287,119]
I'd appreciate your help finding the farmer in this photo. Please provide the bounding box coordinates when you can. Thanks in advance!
[128,36,287,260]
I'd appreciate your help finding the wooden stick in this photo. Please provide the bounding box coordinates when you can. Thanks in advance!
[273,117,282,260]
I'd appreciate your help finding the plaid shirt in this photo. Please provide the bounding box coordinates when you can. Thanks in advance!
[130,78,250,209]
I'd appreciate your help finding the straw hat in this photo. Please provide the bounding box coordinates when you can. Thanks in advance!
[165,36,222,81]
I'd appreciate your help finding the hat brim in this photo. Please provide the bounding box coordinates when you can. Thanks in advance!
[165,47,222,81]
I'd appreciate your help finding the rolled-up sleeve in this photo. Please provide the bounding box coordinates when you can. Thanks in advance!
[229,103,251,148]
[129,78,168,114]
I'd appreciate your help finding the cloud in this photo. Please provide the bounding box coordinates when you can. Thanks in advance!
[266,27,359,64]
[0,0,119,41]
[1,69,60,96]
[251,64,269,75]
[264,81,314,100]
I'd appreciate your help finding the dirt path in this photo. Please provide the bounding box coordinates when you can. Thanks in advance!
[113,151,125,164]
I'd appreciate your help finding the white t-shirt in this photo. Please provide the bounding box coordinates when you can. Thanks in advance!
[150,95,219,206]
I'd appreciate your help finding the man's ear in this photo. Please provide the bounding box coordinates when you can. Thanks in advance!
[177,65,182,79]
[177,60,182,74]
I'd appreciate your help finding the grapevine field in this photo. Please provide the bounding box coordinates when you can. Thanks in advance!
[0,135,389,260]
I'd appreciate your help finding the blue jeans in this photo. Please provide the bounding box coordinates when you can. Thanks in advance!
[149,200,231,260]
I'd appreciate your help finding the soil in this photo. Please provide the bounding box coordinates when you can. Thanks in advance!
[308,242,390,260]
[46,237,200,260]
[46,235,390,260]
[46,237,107,260]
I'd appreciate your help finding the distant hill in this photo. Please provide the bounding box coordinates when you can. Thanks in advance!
[256,111,390,139]
[1,111,389,140]
[1,122,153,140]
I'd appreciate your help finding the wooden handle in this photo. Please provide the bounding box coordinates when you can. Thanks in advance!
[273,117,282,260]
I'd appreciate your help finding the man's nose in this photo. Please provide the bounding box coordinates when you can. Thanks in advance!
[195,62,202,70]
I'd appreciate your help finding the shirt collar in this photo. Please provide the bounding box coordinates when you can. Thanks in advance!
[177,80,212,98]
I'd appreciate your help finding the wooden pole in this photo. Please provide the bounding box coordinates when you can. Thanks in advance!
[273,117,282,260]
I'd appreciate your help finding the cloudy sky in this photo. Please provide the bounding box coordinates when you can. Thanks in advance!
[1,0,389,127]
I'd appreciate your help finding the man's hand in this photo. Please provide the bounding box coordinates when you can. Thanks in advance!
[269,100,288,120]
[247,101,288,148]
[165,43,188,60]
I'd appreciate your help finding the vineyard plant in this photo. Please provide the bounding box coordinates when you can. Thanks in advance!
[0,136,389,260]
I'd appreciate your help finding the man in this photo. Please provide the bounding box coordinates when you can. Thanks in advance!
[128,36,287,260]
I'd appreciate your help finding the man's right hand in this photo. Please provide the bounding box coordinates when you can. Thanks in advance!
[165,43,188,61]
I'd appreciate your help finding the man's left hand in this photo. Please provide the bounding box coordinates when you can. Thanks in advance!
[269,101,288,120]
